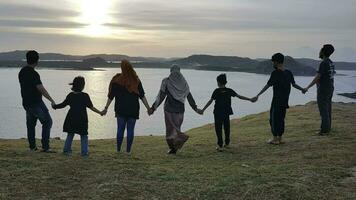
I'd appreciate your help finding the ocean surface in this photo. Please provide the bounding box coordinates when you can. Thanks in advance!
[1,67,355,139]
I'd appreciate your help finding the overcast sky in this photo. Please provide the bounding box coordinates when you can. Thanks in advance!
[0,0,355,61]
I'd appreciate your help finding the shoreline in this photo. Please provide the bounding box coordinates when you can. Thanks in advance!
[0,65,336,77]
[338,92,356,99]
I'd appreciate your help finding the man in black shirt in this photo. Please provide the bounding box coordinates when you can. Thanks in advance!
[252,53,305,144]
[304,44,335,135]
[18,50,56,152]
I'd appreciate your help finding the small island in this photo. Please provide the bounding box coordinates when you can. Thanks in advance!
[339,92,356,99]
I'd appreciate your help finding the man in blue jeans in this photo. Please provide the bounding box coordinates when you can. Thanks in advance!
[18,50,56,152]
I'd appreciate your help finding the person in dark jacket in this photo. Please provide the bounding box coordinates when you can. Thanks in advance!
[102,60,151,155]
[304,44,335,135]
[53,76,102,156]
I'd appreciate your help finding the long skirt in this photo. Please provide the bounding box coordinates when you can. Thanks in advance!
[164,111,189,150]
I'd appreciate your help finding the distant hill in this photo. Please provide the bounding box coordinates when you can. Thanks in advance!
[171,54,316,76]
[0,50,167,62]
[2,50,355,75]
[83,57,107,64]
[172,55,260,69]
[258,56,316,76]
[296,58,356,71]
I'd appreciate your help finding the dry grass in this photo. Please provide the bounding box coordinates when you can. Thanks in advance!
[1,102,356,200]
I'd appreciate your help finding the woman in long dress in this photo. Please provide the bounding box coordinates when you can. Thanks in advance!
[150,65,201,154]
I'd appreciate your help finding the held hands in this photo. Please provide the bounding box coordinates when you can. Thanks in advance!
[51,101,56,110]
[196,108,204,115]
[251,96,258,103]
[101,108,108,116]
[147,107,155,116]
[302,88,308,94]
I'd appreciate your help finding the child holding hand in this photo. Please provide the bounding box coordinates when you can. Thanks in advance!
[200,74,255,151]
[53,76,103,156]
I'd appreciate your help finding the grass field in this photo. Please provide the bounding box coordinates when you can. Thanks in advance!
[1,102,356,200]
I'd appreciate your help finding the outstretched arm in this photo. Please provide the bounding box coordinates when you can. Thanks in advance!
[52,99,68,110]
[236,94,253,102]
[102,98,113,115]
[140,96,151,111]
[305,73,320,92]
[89,106,103,115]
[252,84,270,102]
[150,90,167,114]
[292,82,306,93]
[37,84,55,105]
[257,84,270,97]
[187,93,199,113]
[202,99,213,113]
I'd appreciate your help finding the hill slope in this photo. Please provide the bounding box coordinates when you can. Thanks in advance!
[1,102,355,199]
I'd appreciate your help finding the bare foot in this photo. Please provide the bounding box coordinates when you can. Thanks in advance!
[216,146,223,152]
[267,138,279,145]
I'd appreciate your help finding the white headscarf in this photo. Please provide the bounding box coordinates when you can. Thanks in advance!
[160,65,190,104]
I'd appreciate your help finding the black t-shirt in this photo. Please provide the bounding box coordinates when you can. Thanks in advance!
[211,87,237,116]
[267,69,295,108]
[108,82,145,119]
[18,66,43,107]
[53,92,93,134]
[317,58,335,94]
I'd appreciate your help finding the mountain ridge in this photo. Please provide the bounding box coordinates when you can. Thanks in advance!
[0,50,355,75]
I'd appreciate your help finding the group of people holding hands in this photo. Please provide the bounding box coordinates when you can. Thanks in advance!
[18,44,335,156]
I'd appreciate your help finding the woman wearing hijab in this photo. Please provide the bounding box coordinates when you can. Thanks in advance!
[102,60,151,155]
[149,65,201,154]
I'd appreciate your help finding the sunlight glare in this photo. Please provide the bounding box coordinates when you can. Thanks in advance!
[77,0,115,37]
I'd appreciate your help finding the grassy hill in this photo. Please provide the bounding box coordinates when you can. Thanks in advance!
[0,102,356,200]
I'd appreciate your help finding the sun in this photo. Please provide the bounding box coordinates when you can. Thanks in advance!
[77,0,115,37]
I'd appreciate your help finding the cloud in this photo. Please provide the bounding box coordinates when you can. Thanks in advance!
[110,0,356,32]
[0,19,85,29]
[0,0,355,60]
[0,2,79,20]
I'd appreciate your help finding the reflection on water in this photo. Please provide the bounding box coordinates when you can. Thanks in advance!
[1,68,356,139]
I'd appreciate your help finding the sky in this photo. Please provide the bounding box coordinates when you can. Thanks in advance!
[0,0,355,61]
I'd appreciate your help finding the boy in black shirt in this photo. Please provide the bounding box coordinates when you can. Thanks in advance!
[304,44,335,135]
[252,53,305,145]
[200,74,255,151]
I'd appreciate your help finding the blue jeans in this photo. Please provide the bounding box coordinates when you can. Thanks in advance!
[63,133,88,156]
[117,117,136,153]
[24,101,53,150]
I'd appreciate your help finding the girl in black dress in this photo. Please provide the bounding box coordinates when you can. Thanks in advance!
[53,76,102,156]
